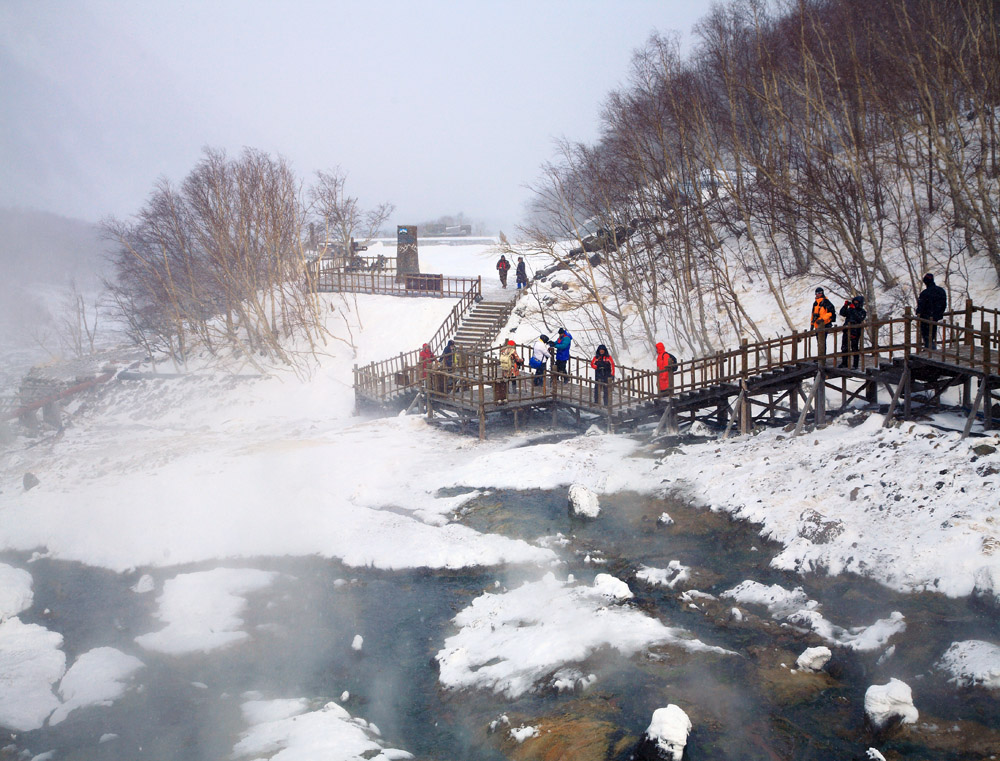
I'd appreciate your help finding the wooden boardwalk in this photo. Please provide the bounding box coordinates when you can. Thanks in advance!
[355,301,1000,439]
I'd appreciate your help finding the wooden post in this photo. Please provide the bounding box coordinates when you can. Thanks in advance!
[425,372,433,419]
[791,331,799,362]
[962,376,986,439]
[883,367,909,428]
[792,372,823,436]
[353,364,359,415]
[904,306,914,354]
[740,338,749,380]
[790,381,800,416]
[739,380,752,435]
[478,403,486,441]
[815,368,827,425]
[965,298,974,347]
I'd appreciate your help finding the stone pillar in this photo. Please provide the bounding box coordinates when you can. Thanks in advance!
[396,225,420,282]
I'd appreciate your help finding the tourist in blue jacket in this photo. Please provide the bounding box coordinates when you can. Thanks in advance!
[552,327,572,383]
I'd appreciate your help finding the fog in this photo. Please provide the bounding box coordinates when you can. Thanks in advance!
[0,0,705,231]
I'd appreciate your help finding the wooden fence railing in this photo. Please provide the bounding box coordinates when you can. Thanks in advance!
[306,259,478,298]
[357,300,1000,417]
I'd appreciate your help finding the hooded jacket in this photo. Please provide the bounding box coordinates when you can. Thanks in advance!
[656,342,676,391]
[591,345,615,379]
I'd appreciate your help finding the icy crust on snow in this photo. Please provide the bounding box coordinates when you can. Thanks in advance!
[0,618,65,731]
[0,563,33,619]
[233,698,413,761]
[723,581,905,651]
[636,562,690,589]
[937,640,1000,689]
[435,572,729,698]
[49,647,144,725]
[135,568,278,654]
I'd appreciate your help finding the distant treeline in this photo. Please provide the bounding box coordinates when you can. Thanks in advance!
[523,0,999,355]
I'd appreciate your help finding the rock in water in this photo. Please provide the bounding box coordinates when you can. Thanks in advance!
[23,472,40,491]
[796,646,832,672]
[865,678,918,730]
[568,484,600,518]
[636,704,691,761]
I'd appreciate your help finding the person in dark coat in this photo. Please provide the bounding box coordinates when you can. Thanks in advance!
[590,344,615,405]
[442,339,456,369]
[916,272,947,349]
[810,287,837,358]
[496,255,510,288]
[515,257,528,289]
[838,295,867,369]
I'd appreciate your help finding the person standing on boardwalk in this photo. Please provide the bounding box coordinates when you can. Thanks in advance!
[418,343,435,379]
[916,273,947,350]
[499,339,524,391]
[656,342,676,396]
[591,344,615,405]
[552,327,572,382]
[515,257,528,289]
[810,287,836,358]
[496,255,511,288]
[838,296,867,369]
[530,334,551,386]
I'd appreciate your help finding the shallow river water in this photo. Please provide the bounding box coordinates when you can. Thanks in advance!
[4,485,1000,760]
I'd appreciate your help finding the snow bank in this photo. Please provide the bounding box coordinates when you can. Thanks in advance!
[233,698,413,761]
[795,646,832,672]
[49,647,144,725]
[937,640,1000,689]
[667,418,1000,601]
[643,704,692,761]
[435,572,728,698]
[135,568,278,654]
[0,563,32,619]
[864,678,918,729]
[0,618,64,731]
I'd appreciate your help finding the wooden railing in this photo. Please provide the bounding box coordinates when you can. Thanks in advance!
[306,259,478,298]
[358,299,1000,418]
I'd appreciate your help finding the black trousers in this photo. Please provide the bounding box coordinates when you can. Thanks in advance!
[920,320,938,350]
[533,362,546,386]
[554,358,567,381]
[840,328,862,368]
[594,378,610,404]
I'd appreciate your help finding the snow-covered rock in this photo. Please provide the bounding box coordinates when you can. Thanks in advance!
[639,704,692,761]
[866,748,887,761]
[636,562,689,589]
[795,646,831,672]
[937,640,1000,689]
[656,512,674,525]
[351,635,364,652]
[568,483,600,518]
[864,678,918,729]
[592,573,633,600]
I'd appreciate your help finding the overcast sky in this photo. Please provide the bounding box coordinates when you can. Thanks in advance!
[1,0,708,231]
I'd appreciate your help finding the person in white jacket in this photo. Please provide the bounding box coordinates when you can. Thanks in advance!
[531,334,551,387]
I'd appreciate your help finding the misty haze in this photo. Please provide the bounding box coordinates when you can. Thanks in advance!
[2,2,1000,761]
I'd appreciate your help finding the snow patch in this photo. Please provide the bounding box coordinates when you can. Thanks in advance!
[135,567,277,654]
[435,572,728,698]
[0,563,33,620]
[49,647,144,725]
[637,562,690,589]
[0,618,65,731]
[644,704,692,761]
[937,640,1000,689]
[795,646,831,673]
[568,483,600,518]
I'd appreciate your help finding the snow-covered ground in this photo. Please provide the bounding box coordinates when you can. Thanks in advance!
[2,240,999,756]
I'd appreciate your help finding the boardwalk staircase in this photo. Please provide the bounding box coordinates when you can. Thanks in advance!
[452,301,516,351]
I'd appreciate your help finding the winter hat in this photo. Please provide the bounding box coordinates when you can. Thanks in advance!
[923,273,935,285]
[853,295,865,306]
[540,334,550,343]
[558,328,566,335]
[656,342,665,353]
[815,287,824,295]
[507,339,516,345]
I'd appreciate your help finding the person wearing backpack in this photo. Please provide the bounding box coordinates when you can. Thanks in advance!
[838,296,867,369]
[655,342,677,396]
[810,287,836,358]
[498,339,524,392]
[530,334,551,387]
[591,344,615,404]
[496,255,511,288]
